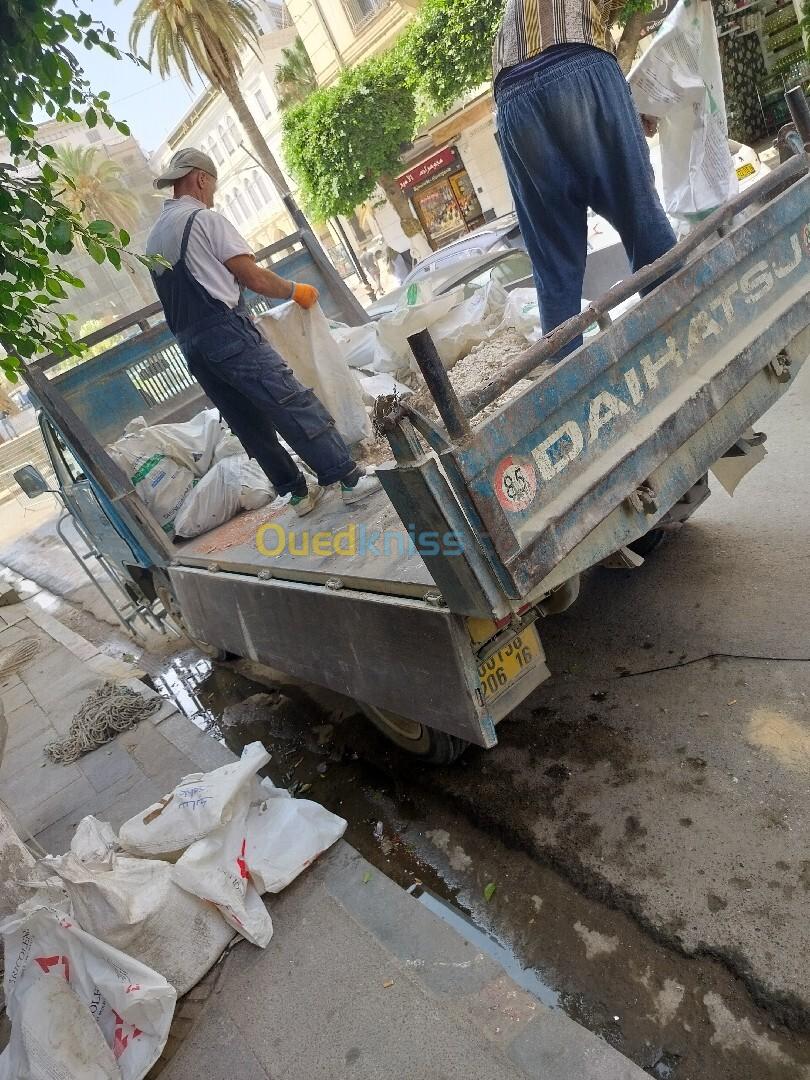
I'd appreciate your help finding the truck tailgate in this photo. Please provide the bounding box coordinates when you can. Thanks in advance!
[449,171,810,599]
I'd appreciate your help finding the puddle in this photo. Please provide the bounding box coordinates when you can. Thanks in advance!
[409,884,560,1009]
[137,658,810,1079]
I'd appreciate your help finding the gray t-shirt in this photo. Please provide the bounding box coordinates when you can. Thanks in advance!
[146,195,252,308]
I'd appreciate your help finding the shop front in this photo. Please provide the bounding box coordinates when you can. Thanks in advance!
[396,146,486,250]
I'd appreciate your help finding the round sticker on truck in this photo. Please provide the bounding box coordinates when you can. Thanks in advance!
[494,455,537,513]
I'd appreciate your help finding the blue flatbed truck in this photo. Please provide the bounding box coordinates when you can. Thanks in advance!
[16,132,810,763]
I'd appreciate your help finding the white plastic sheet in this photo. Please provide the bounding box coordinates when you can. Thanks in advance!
[173,454,273,539]
[0,905,175,1080]
[430,281,509,368]
[257,304,372,445]
[375,286,465,373]
[629,0,737,223]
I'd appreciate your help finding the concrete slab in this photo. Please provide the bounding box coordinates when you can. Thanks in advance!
[115,722,199,783]
[4,701,51,751]
[0,681,32,713]
[153,1013,270,1080]
[0,725,56,777]
[14,775,97,836]
[154,712,239,772]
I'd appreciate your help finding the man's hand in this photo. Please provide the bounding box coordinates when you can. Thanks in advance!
[291,282,319,309]
[641,115,658,138]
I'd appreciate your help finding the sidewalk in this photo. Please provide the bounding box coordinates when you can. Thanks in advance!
[0,591,647,1080]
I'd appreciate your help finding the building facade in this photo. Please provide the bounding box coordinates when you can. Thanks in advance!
[285,0,514,255]
[0,120,159,330]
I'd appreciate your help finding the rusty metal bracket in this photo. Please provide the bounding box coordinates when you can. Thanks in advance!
[769,350,792,383]
[624,482,658,515]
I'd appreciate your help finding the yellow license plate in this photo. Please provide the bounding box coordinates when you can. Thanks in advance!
[736,162,755,180]
[478,626,541,701]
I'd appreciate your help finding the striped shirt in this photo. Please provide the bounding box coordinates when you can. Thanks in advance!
[492,0,614,81]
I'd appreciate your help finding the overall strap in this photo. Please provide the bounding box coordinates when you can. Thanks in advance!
[180,208,204,261]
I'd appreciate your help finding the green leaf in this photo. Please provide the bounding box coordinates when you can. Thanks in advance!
[85,107,97,128]
[362,871,372,884]
[50,218,72,249]
[119,229,131,246]
[21,197,44,222]
[87,219,115,236]
[116,121,131,136]
[86,239,106,264]
[45,278,68,299]
[483,882,496,902]
[107,247,121,270]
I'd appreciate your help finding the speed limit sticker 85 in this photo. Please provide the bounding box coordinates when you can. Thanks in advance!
[494,455,537,513]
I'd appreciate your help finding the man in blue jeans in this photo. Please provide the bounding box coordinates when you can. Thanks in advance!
[493,2,677,359]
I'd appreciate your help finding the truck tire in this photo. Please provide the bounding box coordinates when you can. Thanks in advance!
[628,528,669,557]
[358,702,469,765]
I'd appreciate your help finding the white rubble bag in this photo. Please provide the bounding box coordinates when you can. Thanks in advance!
[246,779,346,895]
[0,904,175,1080]
[173,453,273,539]
[256,304,372,445]
[376,285,465,373]
[629,0,737,230]
[45,821,235,996]
[70,815,117,866]
[354,371,413,406]
[118,742,271,861]
[0,976,120,1080]
[121,410,226,477]
[171,784,273,948]
[331,323,402,374]
[494,287,542,343]
[107,435,196,538]
[429,280,509,368]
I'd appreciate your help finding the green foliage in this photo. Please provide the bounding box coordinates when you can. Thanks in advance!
[612,0,655,26]
[282,53,416,220]
[275,36,318,111]
[403,0,506,113]
[0,0,148,378]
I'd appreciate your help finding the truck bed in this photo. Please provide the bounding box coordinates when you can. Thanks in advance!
[172,481,436,598]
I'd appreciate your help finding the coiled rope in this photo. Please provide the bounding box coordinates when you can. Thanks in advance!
[45,681,161,764]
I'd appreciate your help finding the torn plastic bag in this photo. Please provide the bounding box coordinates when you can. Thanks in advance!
[256,304,371,445]
[0,904,175,1080]
[118,742,271,861]
[429,281,509,368]
[376,286,464,374]
[70,816,117,867]
[354,372,413,406]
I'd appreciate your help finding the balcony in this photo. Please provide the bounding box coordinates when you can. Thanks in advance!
[342,0,391,31]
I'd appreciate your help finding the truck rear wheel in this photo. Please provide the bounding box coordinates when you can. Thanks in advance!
[358,703,469,765]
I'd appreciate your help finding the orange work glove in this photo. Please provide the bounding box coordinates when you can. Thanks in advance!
[291,282,319,309]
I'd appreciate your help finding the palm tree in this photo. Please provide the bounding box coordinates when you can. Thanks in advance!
[128,0,299,223]
[53,146,155,306]
[274,37,317,111]
[54,146,140,233]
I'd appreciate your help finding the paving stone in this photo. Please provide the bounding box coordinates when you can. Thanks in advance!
[0,755,84,816]
[0,604,27,626]
[78,743,141,794]
[0,681,33,713]
[15,775,97,836]
[115,722,198,783]
[155,713,237,771]
[0,726,55,777]
[4,701,51,751]
[159,1013,270,1080]
[0,672,21,693]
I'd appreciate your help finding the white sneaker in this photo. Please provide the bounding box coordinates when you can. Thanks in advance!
[341,469,381,505]
[289,478,324,517]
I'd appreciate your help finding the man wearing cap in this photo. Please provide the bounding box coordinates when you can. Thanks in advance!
[146,148,379,516]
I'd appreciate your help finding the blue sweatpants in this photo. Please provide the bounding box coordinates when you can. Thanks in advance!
[496,48,677,358]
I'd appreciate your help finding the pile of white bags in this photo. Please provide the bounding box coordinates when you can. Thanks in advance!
[257,304,371,446]
[0,742,346,1079]
[107,410,275,540]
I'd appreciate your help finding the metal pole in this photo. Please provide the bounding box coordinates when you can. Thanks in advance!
[407,329,470,441]
[786,86,810,149]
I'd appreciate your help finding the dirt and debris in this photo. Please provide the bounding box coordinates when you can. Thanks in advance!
[407,327,539,428]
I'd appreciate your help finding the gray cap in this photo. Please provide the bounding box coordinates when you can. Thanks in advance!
[154,148,218,190]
